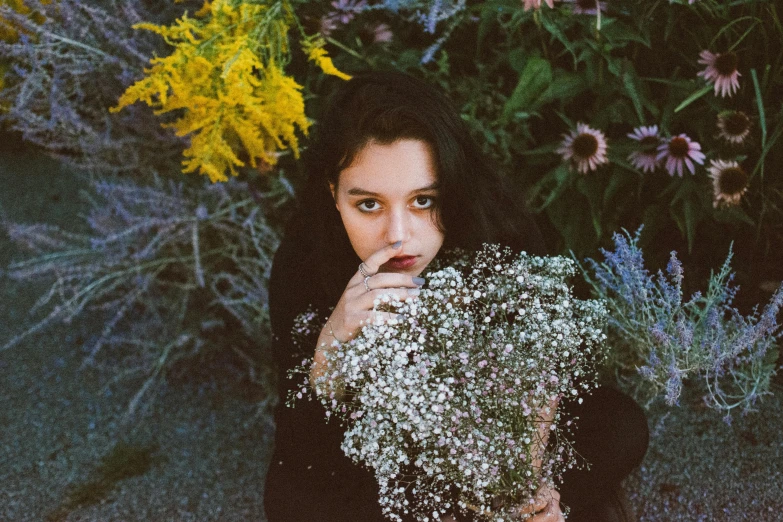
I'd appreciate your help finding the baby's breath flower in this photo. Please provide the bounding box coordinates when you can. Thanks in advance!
[288,245,607,520]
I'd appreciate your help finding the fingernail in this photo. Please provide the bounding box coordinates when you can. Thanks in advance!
[392,241,402,248]
[407,288,420,296]
[412,277,425,285]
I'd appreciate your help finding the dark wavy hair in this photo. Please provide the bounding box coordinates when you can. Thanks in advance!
[286,70,546,305]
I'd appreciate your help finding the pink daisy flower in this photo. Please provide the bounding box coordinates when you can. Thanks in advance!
[716,111,752,145]
[708,159,748,208]
[627,125,663,173]
[561,0,606,15]
[557,122,609,174]
[697,50,741,98]
[656,134,706,177]
[523,0,555,11]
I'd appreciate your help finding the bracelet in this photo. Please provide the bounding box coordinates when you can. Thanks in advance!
[327,320,346,343]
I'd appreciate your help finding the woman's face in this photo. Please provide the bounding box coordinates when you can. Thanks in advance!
[330,139,445,277]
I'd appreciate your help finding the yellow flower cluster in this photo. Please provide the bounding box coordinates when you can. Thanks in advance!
[302,37,351,81]
[112,0,350,183]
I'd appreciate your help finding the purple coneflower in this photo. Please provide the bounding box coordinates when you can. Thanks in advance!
[557,123,609,174]
[523,0,555,11]
[371,23,393,43]
[656,134,706,177]
[330,0,367,25]
[716,111,751,145]
[697,50,741,98]
[318,15,338,36]
[561,0,606,15]
[708,159,748,208]
[627,125,663,173]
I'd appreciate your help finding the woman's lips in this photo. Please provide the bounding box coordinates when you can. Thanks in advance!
[382,255,417,270]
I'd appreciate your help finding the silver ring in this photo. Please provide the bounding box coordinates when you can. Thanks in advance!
[363,275,372,293]
[359,262,372,278]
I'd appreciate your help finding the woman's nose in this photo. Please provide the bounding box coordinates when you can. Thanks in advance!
[385,207,412,244]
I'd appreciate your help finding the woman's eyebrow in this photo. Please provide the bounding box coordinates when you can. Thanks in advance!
[346,182,440,197]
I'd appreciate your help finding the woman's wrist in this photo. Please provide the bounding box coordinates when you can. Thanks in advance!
[327,319,347,343]
[310,325,346,398]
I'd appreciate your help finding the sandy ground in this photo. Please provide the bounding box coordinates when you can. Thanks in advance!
[1,142,781,521]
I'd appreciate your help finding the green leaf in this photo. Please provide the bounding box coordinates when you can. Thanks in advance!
[712,206,755,227]
[501,57,552,122]
[682,200,697,254]
[603,170,633,209]
[750,105,783,181]
[641,204,670,242]
[622,65,646,124]
[528,164,574,212]
[476,2,498,55]
[539,70,588,105]
[575,175,605,240]
[539,15,577,64]
[751,68,767,148]
[669,178,704,254]
[600,18,651,48]
[674,85,712,113]
[519,141,559,157]
[508,47,526,74]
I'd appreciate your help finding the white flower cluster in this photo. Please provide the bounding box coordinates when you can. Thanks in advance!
[289,245,607,521]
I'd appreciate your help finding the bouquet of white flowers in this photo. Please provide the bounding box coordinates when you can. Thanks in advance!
[288,245,607,521]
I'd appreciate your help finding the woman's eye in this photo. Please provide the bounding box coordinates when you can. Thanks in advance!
[357,200,378,212]
[414,196,435,209]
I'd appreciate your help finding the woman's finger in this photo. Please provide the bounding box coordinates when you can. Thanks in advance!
[357,240,404,276]
[361,271,425,290]
[515,496,548,516]
[357,287,420,309]
[526,487,562,522]
[532,498,564,522]
[515,485,558,518]
[356,310,403,328]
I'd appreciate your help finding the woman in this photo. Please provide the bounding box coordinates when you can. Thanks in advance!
[263,71,648,521]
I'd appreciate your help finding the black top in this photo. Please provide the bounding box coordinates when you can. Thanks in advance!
[263,206,551,521]
[262,212,647,521]
[264,214,392,521]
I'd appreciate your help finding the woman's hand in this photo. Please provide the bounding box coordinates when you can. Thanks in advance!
[511,484,564,521]
[441,484,564,522]
[310,241,424,392]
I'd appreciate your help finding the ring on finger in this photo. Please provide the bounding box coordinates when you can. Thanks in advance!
[364,275,372,293]
[359,262,372,278]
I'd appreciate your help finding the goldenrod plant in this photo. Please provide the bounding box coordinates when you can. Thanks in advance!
[112,0,351,183]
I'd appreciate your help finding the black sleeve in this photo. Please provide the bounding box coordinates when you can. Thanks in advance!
[268,219,327,394]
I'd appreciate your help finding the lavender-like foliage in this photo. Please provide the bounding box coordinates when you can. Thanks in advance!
[0,0,189,175]
[1,173,286,422]
[579,228,783,420]
[345,0,465,33]
[360,0,466,62]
